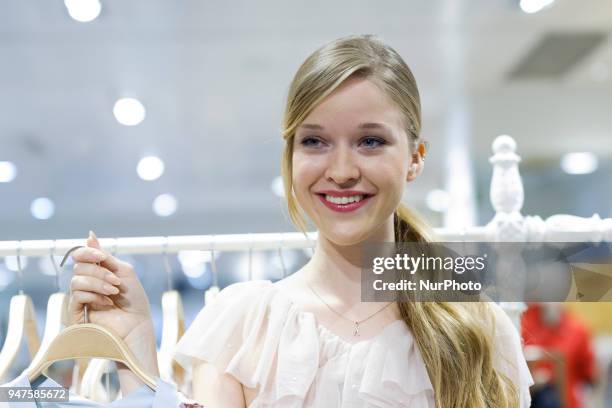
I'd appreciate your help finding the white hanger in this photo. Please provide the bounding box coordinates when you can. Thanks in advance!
[157,237,185,387]
[81,358,114,402]
[25,245,157,391]
[23,245,69,380]
[0,245,41,382]
[204,235,220,305]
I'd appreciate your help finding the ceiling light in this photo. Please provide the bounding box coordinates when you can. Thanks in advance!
[153,193,177,217]
[64,0,101,22]
[113,97,146,126]
[137,156,164,181]
[560,152,598,175]
[270,176,285,197]
[519,0,555,14]
[0,161,17,183]
[31,197,55,220]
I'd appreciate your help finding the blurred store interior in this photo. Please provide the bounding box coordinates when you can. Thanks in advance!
[1,0,611,406]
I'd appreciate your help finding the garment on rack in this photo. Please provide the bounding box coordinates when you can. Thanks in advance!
[0,372,202,407]
[173,280,534,408]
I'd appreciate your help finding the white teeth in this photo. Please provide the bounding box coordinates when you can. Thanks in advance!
[324,194,365,204]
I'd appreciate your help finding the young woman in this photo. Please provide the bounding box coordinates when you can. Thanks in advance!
[69,34,533,407]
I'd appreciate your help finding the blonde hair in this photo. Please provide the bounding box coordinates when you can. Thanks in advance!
[280,34,518,407]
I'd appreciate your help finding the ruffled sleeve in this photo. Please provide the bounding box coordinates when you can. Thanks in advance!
[173,280,279,387]
[489,303,535,408]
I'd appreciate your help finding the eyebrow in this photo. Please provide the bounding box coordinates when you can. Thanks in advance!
[298,122,390,131]
[358,122,389,131]
[299,123,324,130]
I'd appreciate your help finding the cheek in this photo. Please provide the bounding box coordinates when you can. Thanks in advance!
[291,154,322,197]
[365,155,407,186]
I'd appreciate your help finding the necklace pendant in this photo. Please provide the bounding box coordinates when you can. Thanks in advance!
[353,321,360,337]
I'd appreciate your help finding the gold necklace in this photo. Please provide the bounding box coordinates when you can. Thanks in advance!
[306,282,394,337]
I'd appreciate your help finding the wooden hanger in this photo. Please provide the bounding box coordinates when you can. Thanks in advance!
[158,291,185,384]
[0,248,41,382]
[25,245,157,391]
[158,239,185,386]
[24,249,69,380]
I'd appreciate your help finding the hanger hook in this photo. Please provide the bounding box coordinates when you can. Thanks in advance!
[60,245,88,323]
[163,236,172,291]
[50,240,61,292]
[277,233,287,279]
[16,241,24,295]
[248,233,255,281]
[210,235,218,288]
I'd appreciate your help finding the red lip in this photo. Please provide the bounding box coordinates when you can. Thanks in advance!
[316,193,373,213]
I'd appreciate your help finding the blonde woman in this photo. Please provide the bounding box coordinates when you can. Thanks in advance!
[69,35,534,407]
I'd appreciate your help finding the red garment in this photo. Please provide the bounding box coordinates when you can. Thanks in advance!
[521,304,596,408]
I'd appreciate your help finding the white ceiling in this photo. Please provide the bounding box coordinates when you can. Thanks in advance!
[1,0,611,240]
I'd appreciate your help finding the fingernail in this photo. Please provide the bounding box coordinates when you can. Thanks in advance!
[104,297,114,305]
[105,273,121,285]
[104,284,119,294]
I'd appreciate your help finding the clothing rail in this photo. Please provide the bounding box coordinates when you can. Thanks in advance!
[0,228,497,258]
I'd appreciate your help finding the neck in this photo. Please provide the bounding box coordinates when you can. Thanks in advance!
[304,215,395,304]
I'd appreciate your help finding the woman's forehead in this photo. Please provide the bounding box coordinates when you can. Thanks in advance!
[300,78,405,131]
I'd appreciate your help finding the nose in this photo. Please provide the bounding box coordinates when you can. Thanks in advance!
[324,144,360,185]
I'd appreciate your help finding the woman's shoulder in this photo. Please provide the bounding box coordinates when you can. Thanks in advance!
[212,279,274,301]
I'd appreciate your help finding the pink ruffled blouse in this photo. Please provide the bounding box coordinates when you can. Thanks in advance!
[173,280,533,407]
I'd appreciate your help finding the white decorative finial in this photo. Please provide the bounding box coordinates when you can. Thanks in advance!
[489,134,523,216]
[492,134,516,155]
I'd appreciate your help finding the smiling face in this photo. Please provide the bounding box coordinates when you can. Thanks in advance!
[292,76,419,246]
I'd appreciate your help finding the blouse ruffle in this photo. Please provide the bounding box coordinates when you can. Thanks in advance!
[173,280,532,407]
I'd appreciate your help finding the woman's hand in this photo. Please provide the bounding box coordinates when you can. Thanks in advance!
[68,230,159,391]
[68,231,152,339]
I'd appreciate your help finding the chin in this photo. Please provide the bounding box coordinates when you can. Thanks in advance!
[319,225,371,247]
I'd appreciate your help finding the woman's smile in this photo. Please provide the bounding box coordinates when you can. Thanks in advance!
[314,191,376,213]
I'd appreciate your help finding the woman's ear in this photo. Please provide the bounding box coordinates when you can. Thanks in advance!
[406,143,425,182]
[406,161,422,182]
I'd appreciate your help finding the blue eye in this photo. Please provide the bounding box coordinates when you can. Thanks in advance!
[300,137,322,147]
[361,137,386,148]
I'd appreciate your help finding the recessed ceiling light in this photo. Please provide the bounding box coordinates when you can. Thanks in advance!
[270,176,285,197]
[31,197,55,220]
[153,193,178,217]
[519,0,555,14]
[113,98,146,126]
[560,152,598,175]
[0,161,17,183]
[137,156,165,181]
[64,0,101,22]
